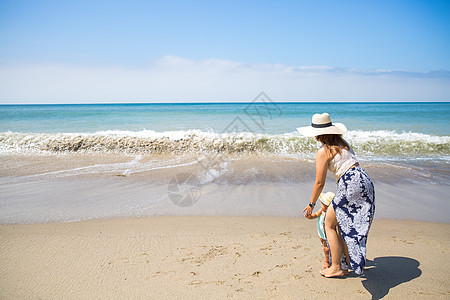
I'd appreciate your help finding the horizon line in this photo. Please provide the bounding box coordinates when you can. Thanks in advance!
[0,100,449,105]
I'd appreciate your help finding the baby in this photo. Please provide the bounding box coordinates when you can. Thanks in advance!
[306,191,335,268]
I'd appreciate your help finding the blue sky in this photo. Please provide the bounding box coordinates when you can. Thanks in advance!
[0,0,449,102]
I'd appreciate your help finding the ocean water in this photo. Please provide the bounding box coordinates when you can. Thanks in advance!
[0,102,449,160]
[1,102,450,135]
[1,102,449,223]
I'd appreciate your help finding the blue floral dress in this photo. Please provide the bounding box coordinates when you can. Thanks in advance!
[333,165,375,275]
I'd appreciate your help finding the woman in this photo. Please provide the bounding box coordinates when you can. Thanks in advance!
[298,113,375,277]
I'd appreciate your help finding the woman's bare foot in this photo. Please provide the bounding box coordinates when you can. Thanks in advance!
[320,266,347,278]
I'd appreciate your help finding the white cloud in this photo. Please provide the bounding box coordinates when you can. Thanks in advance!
[0,56,449,103]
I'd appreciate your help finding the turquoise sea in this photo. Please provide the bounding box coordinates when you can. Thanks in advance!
[0,102,449,161]
[1,102,449,135]
[1,102,449,224]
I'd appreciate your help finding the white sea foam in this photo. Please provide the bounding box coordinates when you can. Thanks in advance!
[0,129,449,159]
[4,155,199,182]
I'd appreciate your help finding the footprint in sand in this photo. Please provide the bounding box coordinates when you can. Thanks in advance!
[290,274,302,280]
[194,245,227,265]
[279,231,292,236]
[251,271,262,277]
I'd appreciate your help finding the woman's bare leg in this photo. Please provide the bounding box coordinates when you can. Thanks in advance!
[337,226,350,269]
[321,205,345,277]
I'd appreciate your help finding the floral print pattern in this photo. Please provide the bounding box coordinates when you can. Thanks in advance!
[333,166,375,275]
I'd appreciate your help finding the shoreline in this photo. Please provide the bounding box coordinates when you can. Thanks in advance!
[1,216,449,299]
[1,153,449,224]
[1,177,449,224]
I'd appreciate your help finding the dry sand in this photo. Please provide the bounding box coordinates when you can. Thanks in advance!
[1,216,449,299]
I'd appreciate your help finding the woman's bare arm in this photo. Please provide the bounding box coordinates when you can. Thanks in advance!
[303,147,331,217]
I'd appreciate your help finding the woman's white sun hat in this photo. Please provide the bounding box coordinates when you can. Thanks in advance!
[319,191,335,206]
[296,113,347,137]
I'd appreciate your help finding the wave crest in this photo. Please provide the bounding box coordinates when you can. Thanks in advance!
[1,130,449,157]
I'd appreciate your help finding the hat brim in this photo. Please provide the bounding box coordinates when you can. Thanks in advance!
[296,123,347,137]
[319,192,335,206]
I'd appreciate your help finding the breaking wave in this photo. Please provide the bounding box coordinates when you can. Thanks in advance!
[1,129,449,158]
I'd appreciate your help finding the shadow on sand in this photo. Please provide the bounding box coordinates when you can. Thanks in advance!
[361,256,422,299]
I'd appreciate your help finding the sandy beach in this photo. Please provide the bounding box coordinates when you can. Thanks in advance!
[1,137,449,299]
[1,152,450,298]
[0,216,449,299]
[1,1,450,298]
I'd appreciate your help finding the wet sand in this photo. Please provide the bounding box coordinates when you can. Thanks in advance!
[1,153,449,223]
[1,153,449,298]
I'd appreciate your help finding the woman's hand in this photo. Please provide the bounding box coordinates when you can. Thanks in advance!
[302,205,313,218]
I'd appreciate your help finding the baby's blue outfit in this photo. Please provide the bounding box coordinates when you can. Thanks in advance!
[317,213,326,240]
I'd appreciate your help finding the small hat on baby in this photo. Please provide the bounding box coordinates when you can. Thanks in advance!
[319,192,335,206]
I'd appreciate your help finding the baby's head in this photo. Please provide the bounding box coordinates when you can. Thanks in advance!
[319,192,335,212]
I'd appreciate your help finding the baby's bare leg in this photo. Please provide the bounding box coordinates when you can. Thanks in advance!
[321,238,330,268]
